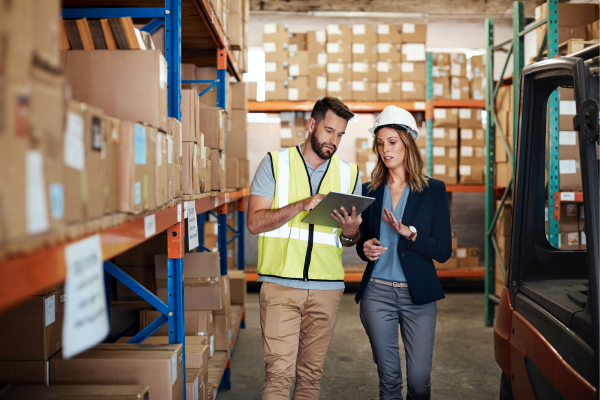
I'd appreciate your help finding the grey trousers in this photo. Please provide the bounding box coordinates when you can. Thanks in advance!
[360,279,437,400]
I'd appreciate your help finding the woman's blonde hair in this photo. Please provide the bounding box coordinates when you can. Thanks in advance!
[367,127,429,193]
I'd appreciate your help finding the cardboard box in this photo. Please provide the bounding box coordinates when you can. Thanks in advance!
[456,247,480,269]
[116,337,208,372]
[559,232,580,250]
[63,50,168,131]
[168,118,183,197]
[186,368,207,400]
[166,123,175,200]
[50,344,183,400]
[401,43,426,63]
[559,159,582,191]
[432,77,450,100]
[210,149,226,191]
[198,108,224,151]
[352,24,377,43]
[226,157,240,188]
[288,51,308,77]
[377,43,401,62]
[401,81,426,101]
[288,32,307,52]
[451,229,458,250]
[264,80,288,101]
[140,310,214,354]
[326,40,351,64]
[239,159,250,188]
[352,61,377,82]
[458,108,483,129]
[182,142,200,195]
[451,77,470,100]
[351,81,377,101]
[459,145,486,166]
[587,20,600,40]
[471,77,486,100]
[327,62,352,82]
[460,128,485,146]
[471,55,486,79]
[432,146,458,166]
[0,361,48,386]
[326,80,352,101]
[247,82,258,101]
[0,288,64,361]
[376,81,402,101]
[263,23,288,43]
[400,62,426,81]
[230,82,249,110]
[400,23,427,43]
[559,203,579,232]
[432,127,458,147]
[103,116,122,212]
[450,53,467,77]
[535,3,598,54]
[376,24,401,43]
[155,130,169,206]
[0,384,150,399]
[432,53,450,66]
[288,76,309,101]
[377,61,401,82]
[433,108,458,128]
[181,89,199,142]
[434,255,457,270]
[459,164,485,185]
[351,43,377,64]
[307,30,326,53]
[432,162,458,185]
[495,85,513,113]
[227,130,247,159]
[156,251,220,280]
[559,130,580,160]
[214,314,231,351]
[228,270,247,305]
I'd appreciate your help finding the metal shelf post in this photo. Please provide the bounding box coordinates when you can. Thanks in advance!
[547,0,560,247]
[425,52,433,177]
[217,203,228,275]
[237,199,245,271]
[166,0,182,120]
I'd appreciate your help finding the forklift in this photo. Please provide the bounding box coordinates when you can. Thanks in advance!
[494,44,599,399]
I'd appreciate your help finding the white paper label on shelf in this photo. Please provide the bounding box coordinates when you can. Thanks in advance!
[64,111,85,171]
[402,23,415,33]
[353,24,366,35]
[559,101,576,115]
[456,248,467,258]
[559,159,578,174]
[288,44,298,53]
[167,135,173,164]
[377,43,392,54]
[451,88,461,100]
[433,146,445,157]
[352,43,366,54]
[413,102,426,110]
[326,42,341,53]
[450,63,461,77]
[62,235,108,358]
[433,164,446,175]
[459,165,472,176]
[45,295,56,326]
[171,353,177,385]
[327,24,342,35]
[402,43,426,61]
[327,63,341,73]
[401,62,414,73]
[461,146,474,157]
[315,30,326,43]
[377,82,390,93]
[433,83,444,97]
[317,76,327,90]
[263,42,276,53]
[401,81,415,92]
[288,88,299,101]
[327,81,342,92]
[280,127,293,139]
[376,62,390,72]
[581,231,586,245]
[433,108,447,119]
[289,64,300,76]
[186,201,199,251]
[461,129,473,140]
[177,204,182,222]
[144,214,156,238]
[265,81,276,92]
[317,53,328,65]
[26,150,50,235]
[214,197,219,208]
[352,81,366,91]
[193,377,199,400]
[377,24,390,35]
[561,192,575,201]
[263,23,277,34]
[353,62,368,72]
[559,131,577,145]
[265,62,277,73]
[433,128,446,139]
[459,108,472,119]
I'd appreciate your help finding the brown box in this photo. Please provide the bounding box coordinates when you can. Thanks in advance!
[377,61,401,82]
[168,117,183,196]
[288,76,309,101]
[50,344,183,400]
[559,232,580,250]
[458,108,483,129]
[140,310,214,351]
[401,43,426,63]
[63,50,168,131]
[400,62,426,81]
[495,200,513,237]
[265,60,288,81]
[239,159,250,188]
[471,55,486,78]
[432,127,458,147]
[326,39,351,63]
[116,337,208,372]
[307,30,327,53]
[231,82,249,110]
[587,20,600,40]
[451,229,458,250]
[0,384,150,399]
[376,81,402,101]
[456,247,480,269]
[352,61,377,82]
[181,89,199,142]
[182,142,200,195]
[155,130,169,206]
[432,146,458,166]
[559,159,582,191]
[214,313,231,351]
[495,162,513,188]
[460,128,485,147]
[400,23,427,43]
[432,77,450,100]
[559,203,579,233]
[351,42,377,64]
[230,109,247,135]
[156,251,220,280]
[263,23,288,43]
[264,80,288,101]
[535,3,598,54]
[377,43,401,62]
[326,24,351,44]
[401,81,426,101]
[227,130,247,159]
[432,53,450,66]
[210,149,226,191]
[471,77,486,100]
[198,108,225,151]
[0,361,48,385]
[228,270,247,305]
[432,107,458,128]
[434,256,457,270]
[451,77,470,100]
[327,62,352,82]
[326,80,352,101]
[459,145,486,166]
[351,81,377,101]
[288,51,308,77]
[288,32,307,52]
[450,53,467,77]
[226,157,240,188]
[0,288,64,361]
[559,130,580,160]
[459,164,485,185]
[187,368,207,400]
[376,24,401,43]
[352,24,377,43]
[432,162,458,185]
[82,106,106,220]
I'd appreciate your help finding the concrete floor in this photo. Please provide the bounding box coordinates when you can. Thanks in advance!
[219,290,501,400]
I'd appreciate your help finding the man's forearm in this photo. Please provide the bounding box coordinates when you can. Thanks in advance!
[248,201,303,234]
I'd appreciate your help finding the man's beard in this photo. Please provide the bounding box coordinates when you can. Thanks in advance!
[310,130,337,160]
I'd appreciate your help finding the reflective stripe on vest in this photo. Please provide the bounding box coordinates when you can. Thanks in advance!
[257,147,358,281]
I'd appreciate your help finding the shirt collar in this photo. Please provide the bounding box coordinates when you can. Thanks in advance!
[297,143,330,172]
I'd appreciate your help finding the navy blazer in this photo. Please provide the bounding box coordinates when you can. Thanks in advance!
[355,178,452,305]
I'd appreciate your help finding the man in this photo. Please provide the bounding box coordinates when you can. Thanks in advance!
[247,97,363,400]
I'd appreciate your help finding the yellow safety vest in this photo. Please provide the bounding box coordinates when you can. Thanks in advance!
[257,147,359,281]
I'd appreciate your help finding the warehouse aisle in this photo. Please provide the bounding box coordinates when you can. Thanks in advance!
[220,291,500,400]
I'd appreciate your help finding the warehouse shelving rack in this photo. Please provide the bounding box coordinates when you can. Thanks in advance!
[483,0,559,326]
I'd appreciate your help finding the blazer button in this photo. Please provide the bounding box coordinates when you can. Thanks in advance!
[401,252,405,257]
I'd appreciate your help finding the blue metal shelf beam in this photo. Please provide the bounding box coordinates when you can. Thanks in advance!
[62,8,165,18]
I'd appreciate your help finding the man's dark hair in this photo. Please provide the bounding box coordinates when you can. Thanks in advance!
[310,97,354,125]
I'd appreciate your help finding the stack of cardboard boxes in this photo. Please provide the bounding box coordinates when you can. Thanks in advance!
[458,109,486,184]
[182,89,211,195]
[396,24,427,102]
[356,138,377,182]
[495,201,512,296]
[227,83,252,189]
[227,0,251,72]
[494,85,514,188]
[432,52,486,101]
[264,23,291,101]
[308,30,328,100]
[558,87,582,192]
[431,109,459,184]
[280,112,309,148]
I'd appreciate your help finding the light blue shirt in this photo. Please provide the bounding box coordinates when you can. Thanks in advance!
[371,182,411,282]
[250,144,362,290]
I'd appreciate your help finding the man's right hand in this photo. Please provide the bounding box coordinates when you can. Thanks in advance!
[300,193,326,211]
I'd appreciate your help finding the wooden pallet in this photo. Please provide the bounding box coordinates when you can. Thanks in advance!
[542,38,599,58]
[230,304,244,352]
[207,350,230,400]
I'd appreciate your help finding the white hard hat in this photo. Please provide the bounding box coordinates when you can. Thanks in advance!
[368,105,420,141]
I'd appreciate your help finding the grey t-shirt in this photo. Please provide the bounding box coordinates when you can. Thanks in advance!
[250,144,362,290]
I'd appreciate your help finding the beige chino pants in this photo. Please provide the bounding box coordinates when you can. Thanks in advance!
[260,282,344,400]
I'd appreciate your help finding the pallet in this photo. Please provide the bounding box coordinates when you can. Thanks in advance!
[207,350,230,400]
[542,38,599,58]
[230,304,244,352]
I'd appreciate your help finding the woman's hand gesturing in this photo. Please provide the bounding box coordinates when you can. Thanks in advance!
[382,207,410,238]
[363,238,387,261]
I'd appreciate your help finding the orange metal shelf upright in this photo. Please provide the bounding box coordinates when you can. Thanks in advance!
[0,189,250,313]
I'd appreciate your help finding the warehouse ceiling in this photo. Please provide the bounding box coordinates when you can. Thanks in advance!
[249,0,546,19]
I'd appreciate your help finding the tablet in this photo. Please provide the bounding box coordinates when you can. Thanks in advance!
[301,191,375,228]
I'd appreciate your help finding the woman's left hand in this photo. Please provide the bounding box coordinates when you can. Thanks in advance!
[382,208,411,239]
[331,206,362,238]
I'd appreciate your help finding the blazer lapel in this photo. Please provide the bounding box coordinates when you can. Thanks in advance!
[373,185,385,239]
[401,189,421,226]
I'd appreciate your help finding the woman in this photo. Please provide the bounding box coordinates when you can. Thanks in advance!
[355,105,452,400]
